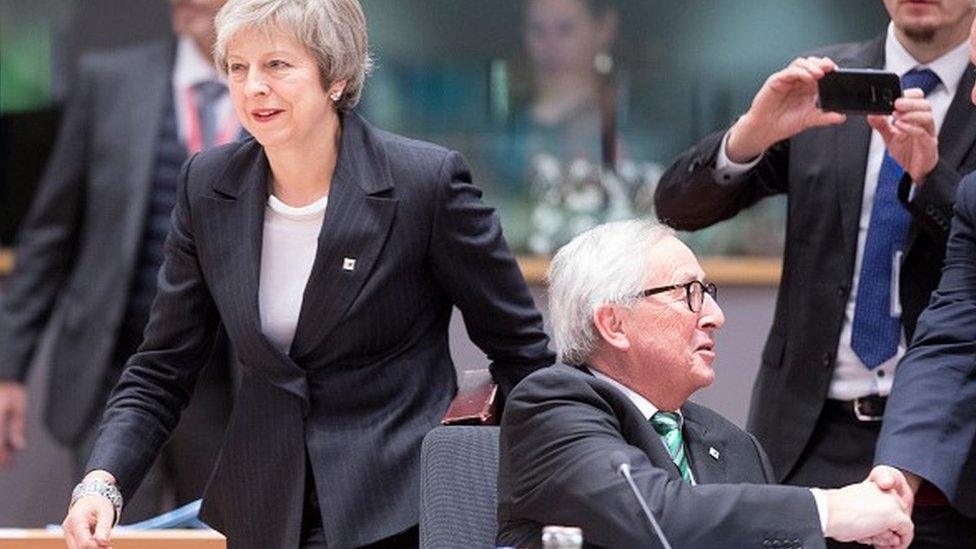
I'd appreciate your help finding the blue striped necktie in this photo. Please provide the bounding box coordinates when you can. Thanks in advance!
[850,68,940,369]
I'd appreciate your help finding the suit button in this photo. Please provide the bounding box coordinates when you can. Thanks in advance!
[837,285,848,298]
[822,353,832,369]
[926,204,936,215]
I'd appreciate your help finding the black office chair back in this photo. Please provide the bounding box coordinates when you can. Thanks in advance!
[419,426,500,549]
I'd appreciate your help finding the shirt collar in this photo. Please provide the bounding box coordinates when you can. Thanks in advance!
[884,21,970,98]
[174,35,224,90]
[587,367,683,424]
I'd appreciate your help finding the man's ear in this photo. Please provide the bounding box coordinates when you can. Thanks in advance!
[593,304,630,352]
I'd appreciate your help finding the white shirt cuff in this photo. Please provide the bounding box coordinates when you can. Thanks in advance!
[714,130,762,184]
[809,488,829,534]
[907,182,919,202]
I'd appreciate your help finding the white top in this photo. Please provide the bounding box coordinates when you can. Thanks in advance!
[589,367,828,532]
[715,24,970,400]
[172,36,238,149]
[258,194,329,354]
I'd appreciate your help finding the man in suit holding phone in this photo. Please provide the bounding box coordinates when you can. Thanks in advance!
[655,0,976,544]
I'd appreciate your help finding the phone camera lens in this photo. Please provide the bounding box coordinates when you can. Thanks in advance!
[882,88,894,101]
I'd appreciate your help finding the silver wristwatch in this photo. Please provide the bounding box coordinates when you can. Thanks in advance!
[70,478,124,526]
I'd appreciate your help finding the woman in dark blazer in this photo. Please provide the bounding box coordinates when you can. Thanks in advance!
[61,1,554,547]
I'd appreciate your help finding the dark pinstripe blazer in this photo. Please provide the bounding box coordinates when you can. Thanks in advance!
[86,111,554,549]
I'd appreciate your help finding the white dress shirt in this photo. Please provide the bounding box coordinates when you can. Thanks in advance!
[258,194,328,354]
[715,23,970,400]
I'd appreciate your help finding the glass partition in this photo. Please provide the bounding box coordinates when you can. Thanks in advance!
[358,0,889,258]
[1,0,891,263]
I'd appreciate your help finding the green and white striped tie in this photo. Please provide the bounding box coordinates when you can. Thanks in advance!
[651,411,693,484]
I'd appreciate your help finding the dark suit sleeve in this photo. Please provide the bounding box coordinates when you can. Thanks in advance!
[427,150,555,399]
[85,154,222,501]
[499,372,823,548]
[876,176,976,509]
[897,160,959,242]
[0,58,94,381]
[654,130,790,231]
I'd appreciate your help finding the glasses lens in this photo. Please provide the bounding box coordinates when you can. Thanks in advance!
[688,281,704,312]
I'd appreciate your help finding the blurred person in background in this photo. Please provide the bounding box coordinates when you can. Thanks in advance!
[60,0,553,548]
[496,0,635,253]
[0,0,238,522]
[655,0,976,545]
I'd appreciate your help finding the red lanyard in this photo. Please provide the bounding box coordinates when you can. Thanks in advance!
[183,85,239,154]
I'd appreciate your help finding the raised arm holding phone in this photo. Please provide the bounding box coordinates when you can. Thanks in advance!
[656,1,976,545]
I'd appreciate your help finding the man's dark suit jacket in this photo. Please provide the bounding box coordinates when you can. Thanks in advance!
[497,366,823,548]
[85,112,555,549]
[875,177,976,518]
[654,34,976,481]
[0,41,232,444]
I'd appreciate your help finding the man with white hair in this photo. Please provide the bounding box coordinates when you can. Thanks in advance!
[496,220,914,548]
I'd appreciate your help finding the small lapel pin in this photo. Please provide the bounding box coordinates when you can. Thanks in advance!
[709,447,720,460]
[342,257,356,271]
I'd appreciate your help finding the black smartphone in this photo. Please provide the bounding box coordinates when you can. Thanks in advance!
[817,68,902,114]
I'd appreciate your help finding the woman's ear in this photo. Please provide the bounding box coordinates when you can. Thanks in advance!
[328,79,349,102]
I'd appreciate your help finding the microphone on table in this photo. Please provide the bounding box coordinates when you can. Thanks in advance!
[609,451,673,549]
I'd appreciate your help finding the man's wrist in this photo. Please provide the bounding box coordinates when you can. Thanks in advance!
[726,113,768,163]
[809,488,830,535]
[909,163,937,187]
[902,470,923,494]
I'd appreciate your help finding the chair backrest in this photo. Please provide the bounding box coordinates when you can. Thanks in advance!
[419,426,500,549]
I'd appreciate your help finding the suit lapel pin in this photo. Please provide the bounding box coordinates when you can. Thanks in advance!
[709,447,720,460]
[342,257,356,271]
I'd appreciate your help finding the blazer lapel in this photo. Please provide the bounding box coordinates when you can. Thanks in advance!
[208,142,310,411]
[682,412,728,485]
[937,63,976,170]
[834,35,885,265]
[288,113,398,359]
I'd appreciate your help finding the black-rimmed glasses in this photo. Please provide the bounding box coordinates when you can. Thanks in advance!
[636,280,718,313]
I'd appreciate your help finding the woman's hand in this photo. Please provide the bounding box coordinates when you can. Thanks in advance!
[63,470,119,548]
[63,494,115,548]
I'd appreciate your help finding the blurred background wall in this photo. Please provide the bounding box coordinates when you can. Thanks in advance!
[0,0,889,527]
